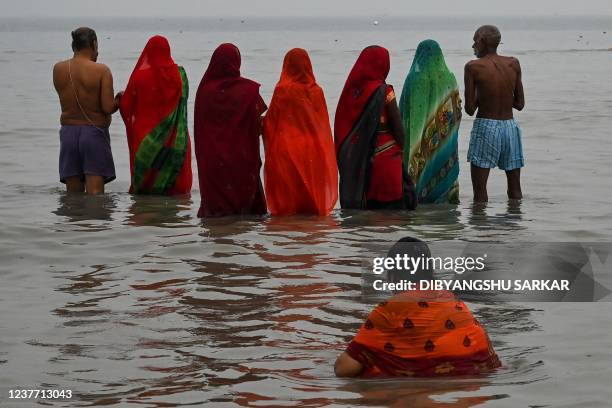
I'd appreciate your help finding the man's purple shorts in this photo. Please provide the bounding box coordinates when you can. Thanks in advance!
[59,125,116,184]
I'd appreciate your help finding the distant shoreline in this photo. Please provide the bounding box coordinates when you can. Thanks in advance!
[1,15,611,33]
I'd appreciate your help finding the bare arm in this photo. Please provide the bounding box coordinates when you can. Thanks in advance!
[100,65,119,115]
[52,63,60,94]
[464,63,478,116]
[512,58,525,111]
[387,97,406,149]
[258,95,268,137]
[334,352,364,378]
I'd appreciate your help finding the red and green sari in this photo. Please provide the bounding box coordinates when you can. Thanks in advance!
[120,35,192,195]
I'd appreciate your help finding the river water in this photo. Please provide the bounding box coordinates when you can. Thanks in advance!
[1,16,612,407]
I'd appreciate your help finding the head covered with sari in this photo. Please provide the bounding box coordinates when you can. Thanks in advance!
[120,35,192,195]
[194,43,267,217]
[345,237,501,377]
[334,45,390,152]
[335,46,402,209]
[263,48,338,216]
[399,40,461,203]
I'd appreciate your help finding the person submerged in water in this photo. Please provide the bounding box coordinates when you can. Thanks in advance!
[53,27,122,194]
[465,25,525,202]
[334,237,501,378]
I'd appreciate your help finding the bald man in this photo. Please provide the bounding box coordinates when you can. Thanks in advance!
[464,25,525,202]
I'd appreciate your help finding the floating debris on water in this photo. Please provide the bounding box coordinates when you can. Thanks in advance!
[373,20,379,26]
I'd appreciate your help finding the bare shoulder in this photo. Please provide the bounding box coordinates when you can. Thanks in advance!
[465,58,486,72]
[93,61,112,75]
[52,60,68,85]
[501,55,521,69]
[465,59,479,69]
[464,59,478,75]
[91,62,113,84]
[53,59,68,73]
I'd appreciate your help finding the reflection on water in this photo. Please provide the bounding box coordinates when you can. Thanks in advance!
[340,378,507,408]
[54,192,118,223]
[127,194,193,227]
[0,190,583,407]
[465,201,527,241]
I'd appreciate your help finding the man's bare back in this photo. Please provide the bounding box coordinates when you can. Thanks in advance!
[465,55,524,120]
[53,56,116,127]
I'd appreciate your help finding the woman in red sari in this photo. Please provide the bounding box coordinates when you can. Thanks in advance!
[262,48,338,216]
[194,43,267,217]
[335,237,501,378]
[335,46,416,210]
[119,35,192,195]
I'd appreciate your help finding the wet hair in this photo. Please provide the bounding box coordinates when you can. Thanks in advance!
[477,25,502,48]
[386,237,434,284]
[71,27,97,52]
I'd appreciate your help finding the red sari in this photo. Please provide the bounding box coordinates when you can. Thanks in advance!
[263,48,338,216]
[194,43,267,217]
[346,290,501,377]
[119,36,192,195]
[366,85,404,203]
[334,46,414,210]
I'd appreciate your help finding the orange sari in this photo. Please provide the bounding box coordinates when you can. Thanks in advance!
[346,290,501,377]
[263,48,338,216]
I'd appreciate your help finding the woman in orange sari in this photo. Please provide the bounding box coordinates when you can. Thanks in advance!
[335,237,501,377]
[119,36,192,195]
[263,48,338,216]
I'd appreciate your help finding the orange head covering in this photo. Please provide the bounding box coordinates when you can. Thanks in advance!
[263,48,338,216]
[278,47,316,85]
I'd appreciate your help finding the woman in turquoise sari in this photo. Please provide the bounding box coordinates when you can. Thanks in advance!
[399,40,461,204]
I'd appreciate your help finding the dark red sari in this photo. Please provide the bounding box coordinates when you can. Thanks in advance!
[334,46,416,210]
[194,43,267,217]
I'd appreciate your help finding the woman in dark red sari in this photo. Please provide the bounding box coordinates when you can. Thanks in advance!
[194,43,268,217]
[334,46,416,210]
[120,35,192,195]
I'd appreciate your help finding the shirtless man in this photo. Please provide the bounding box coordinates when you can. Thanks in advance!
[464,25,525,202]
[53,27,122,194]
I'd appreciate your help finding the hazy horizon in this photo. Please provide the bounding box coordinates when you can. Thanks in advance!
[4,0,612,17]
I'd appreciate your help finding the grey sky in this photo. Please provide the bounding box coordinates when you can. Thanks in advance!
[5,0,612,17]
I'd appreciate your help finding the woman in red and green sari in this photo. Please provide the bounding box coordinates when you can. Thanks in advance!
[120,35,192,195]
